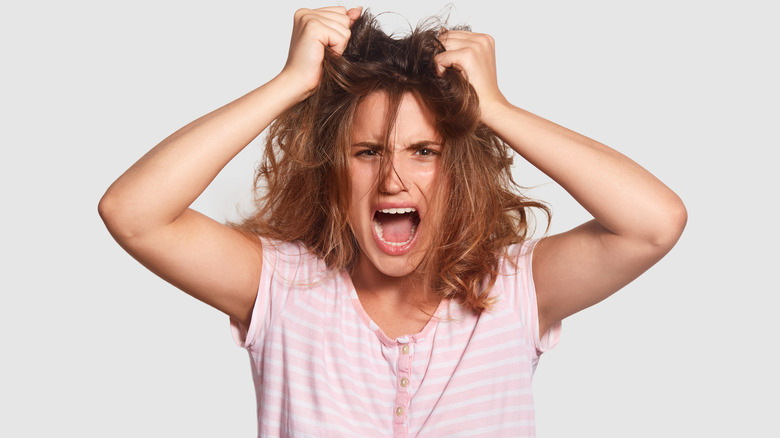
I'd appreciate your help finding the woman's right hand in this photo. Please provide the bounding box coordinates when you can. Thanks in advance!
[99,7,358,327]
[280,6,362,100]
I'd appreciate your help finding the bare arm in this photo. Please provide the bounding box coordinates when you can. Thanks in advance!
[98,7,362,326]
[437,31,687,335]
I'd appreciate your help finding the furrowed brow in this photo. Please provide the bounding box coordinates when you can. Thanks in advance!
[410,140,442,149]
[351,142,383,150]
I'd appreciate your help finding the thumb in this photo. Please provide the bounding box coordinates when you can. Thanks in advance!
[347,7,363,26]
[434,51,462,76]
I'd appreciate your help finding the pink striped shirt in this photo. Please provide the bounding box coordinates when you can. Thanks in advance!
[231,239,561,437]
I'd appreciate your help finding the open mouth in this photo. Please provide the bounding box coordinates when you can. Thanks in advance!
[373,207,421,247]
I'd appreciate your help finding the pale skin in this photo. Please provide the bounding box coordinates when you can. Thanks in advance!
[435,30,687,334]
[348,92,445,338]
[98,7,686,339]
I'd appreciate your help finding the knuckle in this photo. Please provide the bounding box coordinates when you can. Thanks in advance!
[477,33,494,46]
[294,8,309,19]
[299,14,319,28]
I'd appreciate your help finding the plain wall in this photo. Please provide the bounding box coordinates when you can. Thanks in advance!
[1,1,777,436]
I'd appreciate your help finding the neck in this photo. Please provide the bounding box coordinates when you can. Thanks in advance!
[351,255,433,308]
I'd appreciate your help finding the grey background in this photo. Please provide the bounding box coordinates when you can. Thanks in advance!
[2,0,777,436]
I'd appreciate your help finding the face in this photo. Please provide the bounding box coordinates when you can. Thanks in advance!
[348,92,443,281]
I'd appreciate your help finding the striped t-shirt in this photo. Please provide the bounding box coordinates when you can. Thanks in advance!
[231,238,561,437]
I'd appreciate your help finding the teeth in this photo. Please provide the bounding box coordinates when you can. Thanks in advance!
[373,222,417,246]
[378,207,416,214]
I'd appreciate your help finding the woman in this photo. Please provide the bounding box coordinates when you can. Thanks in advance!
[99,6,686,436]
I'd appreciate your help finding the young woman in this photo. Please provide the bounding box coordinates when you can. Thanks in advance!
[99,6,686,437]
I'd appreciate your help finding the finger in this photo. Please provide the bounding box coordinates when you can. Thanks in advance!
[438,29,471,44]
[314,8,362,52]
[440,35,481,53]
[314,6,348,14]
[434,50,465,75]
[328,27,351,55]
[308,10,352,30]
[440,31,491,48]
[296,10,351,42]
[347,7,363,26]
[306,21,351,55]
[310,15,352,41]
[441,29,473,37]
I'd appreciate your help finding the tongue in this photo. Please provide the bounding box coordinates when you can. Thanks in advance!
[376,213,414,243]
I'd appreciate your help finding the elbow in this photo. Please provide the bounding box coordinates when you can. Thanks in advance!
[649,195,688,252]
[98,188,141,242]
[97,189,113,223]
[98,189,123,238]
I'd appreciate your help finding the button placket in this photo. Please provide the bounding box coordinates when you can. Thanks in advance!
[393,339,413,436]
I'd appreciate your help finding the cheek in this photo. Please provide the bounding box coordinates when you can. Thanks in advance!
[349,164,377,199]
[348,165,373,223]
[412,163,441,194]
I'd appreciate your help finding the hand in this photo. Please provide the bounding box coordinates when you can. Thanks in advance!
[435,30,510,123]
[279,6,362,100]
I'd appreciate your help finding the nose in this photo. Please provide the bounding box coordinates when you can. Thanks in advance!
[378,154,407,194]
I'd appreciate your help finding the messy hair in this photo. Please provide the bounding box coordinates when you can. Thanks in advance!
[234,10,549,312]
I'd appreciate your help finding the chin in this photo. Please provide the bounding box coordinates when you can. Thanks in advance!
[373,255,420,278]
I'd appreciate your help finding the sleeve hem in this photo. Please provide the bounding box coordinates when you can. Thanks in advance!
[522,238,562,354]
[229,238,278,349]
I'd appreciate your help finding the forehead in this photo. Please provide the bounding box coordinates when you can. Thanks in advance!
[351,92,441,144]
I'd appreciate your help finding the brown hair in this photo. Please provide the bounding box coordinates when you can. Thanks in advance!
[234,10,549,312]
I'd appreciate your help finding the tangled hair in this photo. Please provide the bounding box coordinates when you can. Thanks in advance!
[234,10,550,313]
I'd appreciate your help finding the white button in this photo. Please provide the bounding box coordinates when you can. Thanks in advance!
[395,406,405,416]
[401,345,410,355]
[400,377,409,388]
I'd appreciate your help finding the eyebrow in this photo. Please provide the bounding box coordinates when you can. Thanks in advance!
[409,140,442,149]
[351,142,383,148]
[350,140,442,148]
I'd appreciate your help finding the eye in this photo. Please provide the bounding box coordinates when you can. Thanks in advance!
[354,149,380,157]
[416,148,437,156]
[413,145,441,158]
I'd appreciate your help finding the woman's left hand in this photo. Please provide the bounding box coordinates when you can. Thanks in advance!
[435,30,509,123]
[439,28,687,339]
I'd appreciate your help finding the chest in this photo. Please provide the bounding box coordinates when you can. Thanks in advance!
[256,299,538,436]
[357,296,439,340]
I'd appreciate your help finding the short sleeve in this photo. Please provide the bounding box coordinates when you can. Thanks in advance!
[229,239,280,349]
[516,239,562,354]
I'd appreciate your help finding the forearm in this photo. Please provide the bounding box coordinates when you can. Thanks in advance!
[484,102,686,246]
[99,73,306,239]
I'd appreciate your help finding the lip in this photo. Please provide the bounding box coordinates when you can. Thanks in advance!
[373,201,420,212]
[371,202,421,256]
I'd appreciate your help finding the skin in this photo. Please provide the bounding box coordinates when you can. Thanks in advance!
[436,30,687,334]
[348,92,444,337]
[99,7,686,339]
[98,7,362,326]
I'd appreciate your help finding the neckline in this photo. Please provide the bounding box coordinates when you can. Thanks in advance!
[340,270,449,347]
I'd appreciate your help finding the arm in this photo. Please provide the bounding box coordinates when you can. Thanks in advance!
[98,7,362,326]
[437,31,687,335]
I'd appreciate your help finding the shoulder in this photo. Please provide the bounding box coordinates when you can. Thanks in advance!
[488,239,540,310]
[259,237,335,285]
[498,239,539,278]
[260,238,321,267]
[493,239,561,353]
